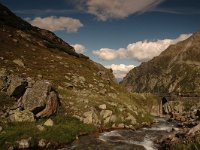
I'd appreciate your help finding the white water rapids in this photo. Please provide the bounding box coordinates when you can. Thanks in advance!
[61,117,178,150]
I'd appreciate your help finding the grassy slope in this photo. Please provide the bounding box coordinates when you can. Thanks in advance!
[0,115,95,149]
[0,26,158,148]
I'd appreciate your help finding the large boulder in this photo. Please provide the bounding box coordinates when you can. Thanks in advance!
[22,80,59,117]
[7,75,27,99]
[36,91,59,118]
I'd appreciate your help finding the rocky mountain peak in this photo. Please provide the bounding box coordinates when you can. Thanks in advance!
[121,30,200,93]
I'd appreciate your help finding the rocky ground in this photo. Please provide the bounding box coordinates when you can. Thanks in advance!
[0,67,157,149]
[158,100,200,149]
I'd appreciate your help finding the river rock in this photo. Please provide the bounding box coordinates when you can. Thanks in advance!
[125,113,137,125]
[100,110,112,119]
[118,123,125,128]
[100,110,113,124]
[44,119,54,127]
[9,109,35,122]
[83,109,99,125]
[22,80,59,117]
[110,115,117,123]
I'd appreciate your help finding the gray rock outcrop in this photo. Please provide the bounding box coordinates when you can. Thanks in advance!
[22,80,59,117]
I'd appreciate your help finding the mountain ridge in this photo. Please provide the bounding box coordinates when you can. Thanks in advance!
[121,31,200,93]
[0,3,89,59]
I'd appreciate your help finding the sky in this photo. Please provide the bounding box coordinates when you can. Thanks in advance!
[1,0,200,79]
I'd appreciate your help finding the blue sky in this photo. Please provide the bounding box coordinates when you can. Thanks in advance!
[1,0,200,78]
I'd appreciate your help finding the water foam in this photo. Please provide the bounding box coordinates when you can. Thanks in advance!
[143,126,172,132]
[98,130,122,142]
[99,130,157,150]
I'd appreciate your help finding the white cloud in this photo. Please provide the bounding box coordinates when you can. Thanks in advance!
[126,33,192,61]
[28,16,83,33]
[72,44,86,54]
[93,48,126,60]
[105,64,135,79]
[84,0,164,21]
[93,33,192,62]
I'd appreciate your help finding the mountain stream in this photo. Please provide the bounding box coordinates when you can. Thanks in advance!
[61,117,178,150]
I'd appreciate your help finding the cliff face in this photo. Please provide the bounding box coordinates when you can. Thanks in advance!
[121,31,200,93]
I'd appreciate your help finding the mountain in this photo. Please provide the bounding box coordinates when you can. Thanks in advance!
[0,4,158,148]
[121,31,200,93]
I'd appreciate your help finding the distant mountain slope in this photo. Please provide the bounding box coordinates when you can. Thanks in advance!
[121,31,200,93]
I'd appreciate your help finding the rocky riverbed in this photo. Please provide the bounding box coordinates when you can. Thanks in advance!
[60,117,178,150]
[57,112,200,150]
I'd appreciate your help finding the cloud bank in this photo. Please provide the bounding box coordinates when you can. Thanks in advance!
[29,16,83,33]
[83,0,164,21]
[72,44,86,54]
[93,33,192,62]
[105,64,135,79]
